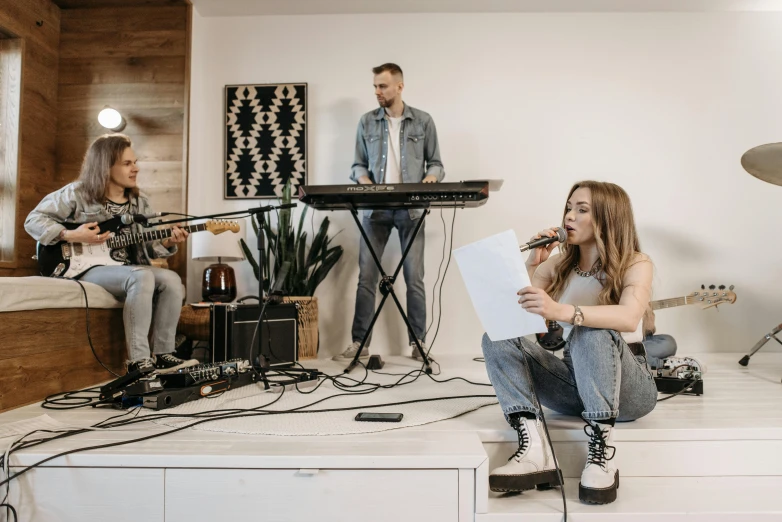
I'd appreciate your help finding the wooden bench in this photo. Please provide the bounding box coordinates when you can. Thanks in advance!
[0,277,126,412]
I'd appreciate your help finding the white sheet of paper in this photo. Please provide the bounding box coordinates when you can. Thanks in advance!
[454,230,548,342]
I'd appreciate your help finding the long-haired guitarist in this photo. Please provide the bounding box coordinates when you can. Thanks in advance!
[24,134,193,374]
[482,180,658,505]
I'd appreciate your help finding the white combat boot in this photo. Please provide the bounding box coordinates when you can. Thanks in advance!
[489,415,561,492]
[579,420,619,504]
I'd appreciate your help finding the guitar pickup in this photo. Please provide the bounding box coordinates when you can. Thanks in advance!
[61,243,72,259]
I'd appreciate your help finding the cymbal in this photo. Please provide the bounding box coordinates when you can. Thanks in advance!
[741,142,782,186]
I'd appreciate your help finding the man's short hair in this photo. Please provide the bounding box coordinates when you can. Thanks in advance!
[372,63,403,79]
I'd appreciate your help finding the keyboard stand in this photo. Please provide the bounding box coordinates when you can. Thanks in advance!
[345,204,433,374]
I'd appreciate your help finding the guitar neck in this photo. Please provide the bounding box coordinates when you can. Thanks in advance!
[650,296,689,310]
[105,223,205,250]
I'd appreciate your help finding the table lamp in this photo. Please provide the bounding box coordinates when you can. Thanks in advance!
[191,223,246,302]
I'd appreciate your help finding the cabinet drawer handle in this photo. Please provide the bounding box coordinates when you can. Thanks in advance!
[297,469,319,476]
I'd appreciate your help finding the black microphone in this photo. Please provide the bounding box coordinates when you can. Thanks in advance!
[120,212,168,225]
[519,227,567,252]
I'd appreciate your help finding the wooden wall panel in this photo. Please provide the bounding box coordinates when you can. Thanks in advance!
[53,0,188,8]
[0,0,61,276]
[55,4,190,280]
[0,1,190,279]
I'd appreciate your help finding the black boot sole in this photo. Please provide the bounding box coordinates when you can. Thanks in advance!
[490,469,561,493]
[579,470,619,504]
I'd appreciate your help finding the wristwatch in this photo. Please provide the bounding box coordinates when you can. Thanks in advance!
[571,305,584,326]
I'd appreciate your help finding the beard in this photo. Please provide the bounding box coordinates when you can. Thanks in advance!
[377,95,395,108]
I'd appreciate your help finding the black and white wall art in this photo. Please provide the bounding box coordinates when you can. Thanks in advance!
[225,83,307,199]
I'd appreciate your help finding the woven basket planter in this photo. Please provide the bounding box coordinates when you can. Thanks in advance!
[177,305,211,341]
[282,296,319,360]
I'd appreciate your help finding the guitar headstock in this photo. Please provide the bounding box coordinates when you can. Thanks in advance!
[204,220,240,235]
[686,284,737,308]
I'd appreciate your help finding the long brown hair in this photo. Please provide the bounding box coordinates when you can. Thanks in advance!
[546,181,642,306]
[77,134,139,204]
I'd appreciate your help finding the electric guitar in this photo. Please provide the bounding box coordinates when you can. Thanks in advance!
[536,285,738,351]
[36,218,240,279]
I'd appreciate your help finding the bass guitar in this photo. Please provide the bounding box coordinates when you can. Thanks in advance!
[37,218,239,278]
[536,284,737,351]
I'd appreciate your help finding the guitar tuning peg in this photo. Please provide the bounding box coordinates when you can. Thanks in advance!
[709,284,716,290]
[701,284,705,290]
[719,285,725,290]
[729,285,734,291]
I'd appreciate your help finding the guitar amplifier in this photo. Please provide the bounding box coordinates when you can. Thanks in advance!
[210,302,298,367]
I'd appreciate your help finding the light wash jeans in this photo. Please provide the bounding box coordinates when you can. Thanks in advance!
[80,265,184,363]
[643,334,677,369]
[482,327,658,423]
[352,209,426,345]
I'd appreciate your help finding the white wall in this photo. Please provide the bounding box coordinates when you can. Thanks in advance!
[189,11,782,358]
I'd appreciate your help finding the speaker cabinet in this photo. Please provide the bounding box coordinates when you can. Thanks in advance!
[210,303,297,367]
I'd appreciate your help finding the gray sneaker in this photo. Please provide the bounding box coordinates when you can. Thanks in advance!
[410,340,431,360]
[333,341,370,361]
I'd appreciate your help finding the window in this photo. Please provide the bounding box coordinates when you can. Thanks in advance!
[0,37,22,263]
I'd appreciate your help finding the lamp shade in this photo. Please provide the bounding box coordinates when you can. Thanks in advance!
[191,222,246,262]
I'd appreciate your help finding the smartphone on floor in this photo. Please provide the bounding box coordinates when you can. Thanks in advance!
[354,412,404,422]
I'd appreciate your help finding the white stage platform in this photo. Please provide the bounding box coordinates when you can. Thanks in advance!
[1,352,781,522]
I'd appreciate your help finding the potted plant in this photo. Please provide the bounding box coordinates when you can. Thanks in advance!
[240,180,343,359]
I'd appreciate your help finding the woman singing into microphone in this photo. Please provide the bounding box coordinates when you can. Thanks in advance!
[482,180,656,505]
[25,134,193,373]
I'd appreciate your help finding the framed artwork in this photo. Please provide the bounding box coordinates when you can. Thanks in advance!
[224,83,307,199]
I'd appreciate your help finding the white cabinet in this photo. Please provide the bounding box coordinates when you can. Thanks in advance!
[7,467,164,522]
[165,468,460,522]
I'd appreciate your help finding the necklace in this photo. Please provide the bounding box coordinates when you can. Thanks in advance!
[574,259,602,278]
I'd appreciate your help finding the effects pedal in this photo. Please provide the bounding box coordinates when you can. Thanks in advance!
[654,357,705,396]
[99,363,156,401]
[655,376,703,395]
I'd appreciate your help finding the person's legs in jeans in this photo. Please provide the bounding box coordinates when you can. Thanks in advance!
[482,328,658,501]
[565,327,658,423]
[395,210,426,345]
[565,326,658,504]
[482,333,582,492]
[482,334,584,420]
[79,265,162,363]
[643,333,677,369]
[146,266,185,356]
[350,211,394,347]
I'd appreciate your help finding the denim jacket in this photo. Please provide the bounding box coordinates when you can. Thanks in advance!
[24,182,176,264]
[350,104,445,218]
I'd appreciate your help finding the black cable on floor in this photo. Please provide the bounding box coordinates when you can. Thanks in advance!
[73,279,123,378]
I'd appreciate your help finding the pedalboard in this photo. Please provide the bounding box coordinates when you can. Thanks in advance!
[654,376,703,395]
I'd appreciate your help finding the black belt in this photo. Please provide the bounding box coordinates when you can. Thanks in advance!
[627,342,646,357]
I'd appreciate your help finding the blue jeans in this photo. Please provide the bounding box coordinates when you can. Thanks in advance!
[80,265,184,363]
[352,210,426,345]
[482,327,658,423]
[644,334,677,368]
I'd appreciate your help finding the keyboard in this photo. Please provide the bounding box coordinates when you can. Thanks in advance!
[298,181,496,210]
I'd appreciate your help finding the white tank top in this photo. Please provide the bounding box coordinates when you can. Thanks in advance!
[556,272,642,343]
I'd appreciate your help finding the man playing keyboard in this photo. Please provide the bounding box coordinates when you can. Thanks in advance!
[334,62,445,361]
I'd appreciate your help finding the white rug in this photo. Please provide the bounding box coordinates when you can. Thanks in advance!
[145,357,498,436]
